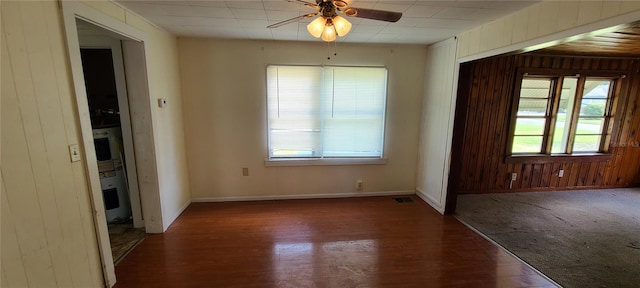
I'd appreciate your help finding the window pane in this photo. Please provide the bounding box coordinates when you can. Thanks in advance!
[512,136,543,153]
[576,117,604,134]
[267,66,323,157]
[579,99,607,116]
[551,77,578,153]
[323,67,387,157]
[266,66,387,158]
[550,126,566,154]
[517,99,549,116]
[558,77,578,114]
[514,118,545,135]
[511,77,552,154]
[270,128,321,157]
[520,79,552,98]
[573,135,601,152]
[582,79,611,99]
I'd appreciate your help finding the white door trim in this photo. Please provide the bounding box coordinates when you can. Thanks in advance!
[61,2,162,287]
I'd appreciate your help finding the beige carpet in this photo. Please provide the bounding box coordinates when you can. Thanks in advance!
[108,222,146,264]
[456,188,640,288]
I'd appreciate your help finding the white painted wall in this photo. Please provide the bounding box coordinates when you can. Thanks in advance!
[456,0,640,60]
[1,0,190,286]
[136,16,191,232]
[2,1,103,286]
[415,38,458,214]
[179,39,426,200]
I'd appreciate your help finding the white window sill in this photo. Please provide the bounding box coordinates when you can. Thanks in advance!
[264,158,387,167]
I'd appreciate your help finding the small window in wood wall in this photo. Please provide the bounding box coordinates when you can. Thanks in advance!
[507,70,621,162]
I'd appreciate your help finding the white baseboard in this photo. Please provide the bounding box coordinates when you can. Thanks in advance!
[163,199,191,231]
[415,188,445,214]
[192,190,414,203]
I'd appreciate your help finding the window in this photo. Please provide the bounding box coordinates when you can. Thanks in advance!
[266,65,387,160]
[509,72,618,157]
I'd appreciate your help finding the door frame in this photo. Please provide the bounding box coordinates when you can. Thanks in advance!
[78,35,144,229]
[61,2,163,287]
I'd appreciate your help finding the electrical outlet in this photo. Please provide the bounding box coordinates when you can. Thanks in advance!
[356,180,363,191]
[242,168,249,176]
[511,173,517,181]
[558,169,564,178]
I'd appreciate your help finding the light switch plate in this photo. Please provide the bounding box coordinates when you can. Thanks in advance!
[69,144,81,162]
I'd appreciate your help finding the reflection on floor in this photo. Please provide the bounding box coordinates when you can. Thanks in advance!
[108,221,146,264]
[114,196,557,287]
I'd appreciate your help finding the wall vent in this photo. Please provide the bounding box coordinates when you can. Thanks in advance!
[393,197,414,203]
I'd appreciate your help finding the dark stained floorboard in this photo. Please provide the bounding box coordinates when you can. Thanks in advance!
[114,196,556,288]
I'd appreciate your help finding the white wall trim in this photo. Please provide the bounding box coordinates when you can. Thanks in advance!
[416,188,445,215]
[61,2,161,287]
[440,57,461,213]
[108,0,168,33]
[192,190,414,203]
[417,37,459,214]
[64,2,146,42]
[458,10,640,63]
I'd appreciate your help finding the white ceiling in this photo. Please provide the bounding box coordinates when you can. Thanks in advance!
[116,0,539,44]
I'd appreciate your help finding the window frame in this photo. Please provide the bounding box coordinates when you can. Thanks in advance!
[505,68,622,163]
[264,64,389,166]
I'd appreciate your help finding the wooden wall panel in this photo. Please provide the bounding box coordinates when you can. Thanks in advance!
[1,1,104,287]
[456,54,640,194]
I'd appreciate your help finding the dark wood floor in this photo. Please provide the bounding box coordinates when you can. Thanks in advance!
[114,196,557,287]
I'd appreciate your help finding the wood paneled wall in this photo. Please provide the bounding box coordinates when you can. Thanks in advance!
[454,54,640,194]
[1,1,104,286]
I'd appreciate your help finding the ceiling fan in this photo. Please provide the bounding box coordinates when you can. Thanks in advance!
[267,0,403,42]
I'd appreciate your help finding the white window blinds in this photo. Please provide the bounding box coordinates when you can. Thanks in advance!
[267,65,387,159]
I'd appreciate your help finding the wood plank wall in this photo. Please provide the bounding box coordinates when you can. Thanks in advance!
[1,1,104,286]
[455,54,640,194]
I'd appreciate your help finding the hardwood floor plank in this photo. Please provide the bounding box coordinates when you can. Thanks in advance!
[114,197,556,287]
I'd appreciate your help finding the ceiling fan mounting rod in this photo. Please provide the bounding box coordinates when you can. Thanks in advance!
[318,0,338,19]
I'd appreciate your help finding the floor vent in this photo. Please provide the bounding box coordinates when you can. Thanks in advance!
[393,197,414,203]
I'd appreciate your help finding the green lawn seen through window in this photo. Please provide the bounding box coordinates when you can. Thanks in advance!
[512,114,602,153]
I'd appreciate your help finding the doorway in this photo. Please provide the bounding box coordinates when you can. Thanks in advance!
[76,20,146,264]
[62,2,166,285]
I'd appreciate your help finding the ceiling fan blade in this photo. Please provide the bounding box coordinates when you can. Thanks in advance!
[343,7,402,22]
[266,13,317,29]
[286,0,319,9]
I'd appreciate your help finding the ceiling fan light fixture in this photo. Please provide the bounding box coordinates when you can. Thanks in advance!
[332,15,352,36]
[321,22,337,42]
[272,0,402,43]
[332,0,348,8]
[344,8,357,17]
[307,16,326,38]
